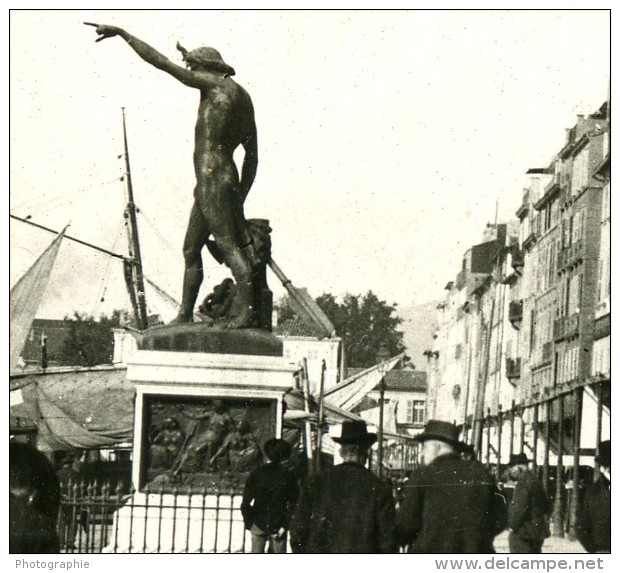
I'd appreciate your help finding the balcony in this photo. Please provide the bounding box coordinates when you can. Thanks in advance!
[522,231,538,251]
[509,300,523,328]
[506,357,521,380]
[515,191,529,220]
[511,248,524,271]
[557,240,584,271]
[554,313,580,341]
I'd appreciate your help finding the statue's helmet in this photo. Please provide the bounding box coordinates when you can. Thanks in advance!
[178,43,235,76]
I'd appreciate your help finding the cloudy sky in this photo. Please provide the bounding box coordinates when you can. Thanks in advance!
[9,9,610,322]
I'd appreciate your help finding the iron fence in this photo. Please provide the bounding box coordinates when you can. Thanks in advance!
[58,481,251,553]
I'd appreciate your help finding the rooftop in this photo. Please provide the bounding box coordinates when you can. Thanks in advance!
[347,368,426,392]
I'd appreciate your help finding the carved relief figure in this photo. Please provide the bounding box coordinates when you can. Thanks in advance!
[148,417,184,471]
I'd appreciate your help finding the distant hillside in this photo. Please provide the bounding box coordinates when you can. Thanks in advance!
[397,300,439,372]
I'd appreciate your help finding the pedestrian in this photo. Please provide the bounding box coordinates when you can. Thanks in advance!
[56,452,84,551]
[460,442,477,461]
[10,442,61,553]
[506,453,549,553]
[576,440,611,553]
[241,438,299,553]
[289,420,397,553]
[396,419,507,553]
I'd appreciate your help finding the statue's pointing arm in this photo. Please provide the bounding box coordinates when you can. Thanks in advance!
[85,23,206,89]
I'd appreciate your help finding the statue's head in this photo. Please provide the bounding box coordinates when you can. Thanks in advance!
[237,419,251,434]
[177,43,235,76]
[163,417,179,430]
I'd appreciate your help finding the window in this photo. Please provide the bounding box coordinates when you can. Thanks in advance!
[602,184,610,221]
[406,400,426,424]
[572,147,589,195]
[413,400,425,424]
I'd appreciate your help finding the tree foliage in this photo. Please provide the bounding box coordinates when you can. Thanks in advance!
[59,310,123,367]
[277,290,405,368]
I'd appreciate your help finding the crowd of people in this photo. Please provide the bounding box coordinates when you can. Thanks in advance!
[241,420,611,555]
[9,422,611,554]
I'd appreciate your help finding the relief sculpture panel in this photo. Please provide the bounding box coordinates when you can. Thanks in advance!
[142,395,277,493]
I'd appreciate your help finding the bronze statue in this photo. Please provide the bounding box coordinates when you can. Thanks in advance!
[86,23,259,328]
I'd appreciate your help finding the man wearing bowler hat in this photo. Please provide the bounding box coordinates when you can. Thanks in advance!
[396,420,507,553]
[576,440,611,553]
[289,420,397,553]
[506,452,549,553]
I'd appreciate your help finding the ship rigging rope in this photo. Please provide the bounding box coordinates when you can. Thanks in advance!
[91,215,127,316]
[137,208,222,272]
[10,176,125,219]
[10,214,128,261]
[136,207,178,258]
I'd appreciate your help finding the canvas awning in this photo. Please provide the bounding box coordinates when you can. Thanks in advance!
[323,352,405,411]
[10,366,134,451]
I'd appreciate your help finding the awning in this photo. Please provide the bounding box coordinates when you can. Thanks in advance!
[323,352,405,411]
[10,366,134,451]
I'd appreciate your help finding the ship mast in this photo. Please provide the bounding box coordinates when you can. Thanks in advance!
[121,108,149,330]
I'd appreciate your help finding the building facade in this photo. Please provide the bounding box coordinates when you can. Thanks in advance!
[424,100,610,535]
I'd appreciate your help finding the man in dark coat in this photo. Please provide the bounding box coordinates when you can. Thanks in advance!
[56,452,85,551]
[241,438,299,553]
[576,440,611,553]
[506,453,549,553]
[290,420,397,553]
[396,420,507,553]
[10,442,61,554]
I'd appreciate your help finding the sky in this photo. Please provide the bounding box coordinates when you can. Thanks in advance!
[9,9,611,323]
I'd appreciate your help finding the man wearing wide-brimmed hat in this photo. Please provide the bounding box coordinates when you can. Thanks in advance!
[506,452,549,553]
[577,440,611,553]
[290,420,397,553]
[240,438,299,553]
[396,420,507,553]
[87,22,259,328]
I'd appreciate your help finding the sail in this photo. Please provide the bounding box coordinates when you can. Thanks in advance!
[323,352,405,411]
[10,227,66,374]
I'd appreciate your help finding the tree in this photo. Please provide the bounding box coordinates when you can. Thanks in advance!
[328,291,405,368]
[58,310,122,367]
[278,290,405,368]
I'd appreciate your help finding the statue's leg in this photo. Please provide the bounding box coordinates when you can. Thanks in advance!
[171,203,208,323]
[201,177,254,328]
[214,234,255,328]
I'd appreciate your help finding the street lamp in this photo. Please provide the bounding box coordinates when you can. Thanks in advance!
[376,344,391,479]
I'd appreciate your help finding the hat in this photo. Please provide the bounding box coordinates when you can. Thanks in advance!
[459,442,476,457]
[509,453,530,466]
[264,438,291,463]
[177,43,236,76]
[414,420,461,447]
[332,420,377,447]
[596,440,611,466]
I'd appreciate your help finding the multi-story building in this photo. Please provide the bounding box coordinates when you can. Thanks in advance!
[424,99,610,535]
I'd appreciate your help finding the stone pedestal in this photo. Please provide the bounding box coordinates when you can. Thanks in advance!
[105,325,299,552]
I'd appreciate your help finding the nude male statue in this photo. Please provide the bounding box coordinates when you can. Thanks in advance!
[86,23,259,328]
